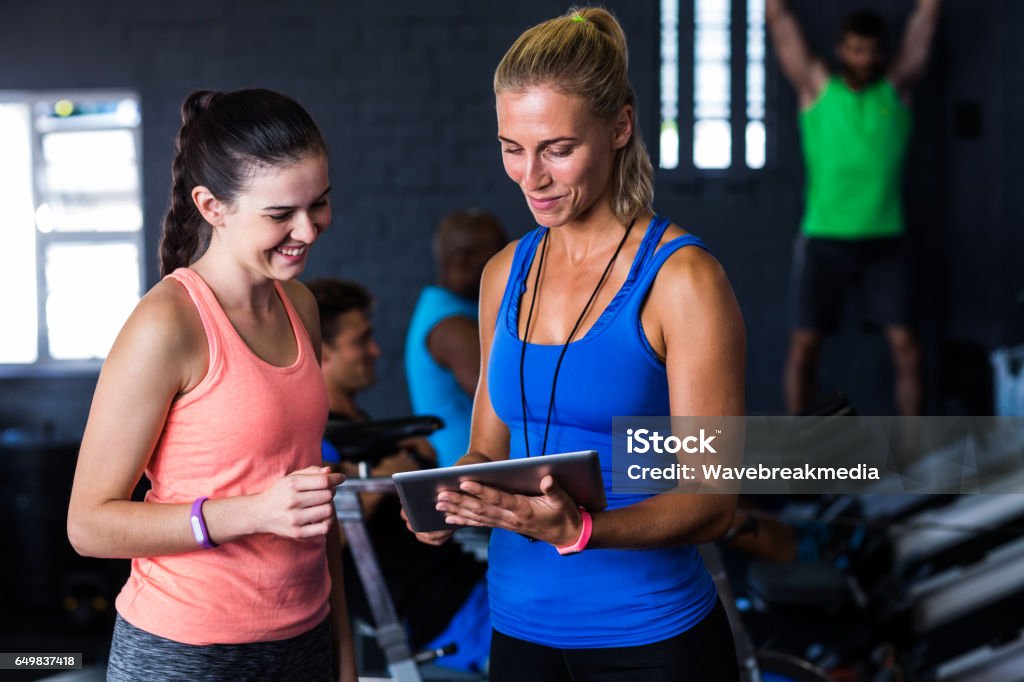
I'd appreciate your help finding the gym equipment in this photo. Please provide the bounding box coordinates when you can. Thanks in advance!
[703,544,831,682]
[0,440,132,621]
[931,630,1024,682]
[327,416,471,682]
[888,492,1024,579]
[325,415,442,471]
[900,533,1024,672]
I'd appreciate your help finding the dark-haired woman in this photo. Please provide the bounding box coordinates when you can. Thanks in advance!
[407,8,744,681]
[68,89,357,681]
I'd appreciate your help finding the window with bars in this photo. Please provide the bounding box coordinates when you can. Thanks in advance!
[0,92,144,371]
[660,0,767,172]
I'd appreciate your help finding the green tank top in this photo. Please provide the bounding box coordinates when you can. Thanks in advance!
[799,77,912,239]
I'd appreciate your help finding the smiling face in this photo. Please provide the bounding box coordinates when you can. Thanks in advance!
[496,85,631,228]
[322,308,380,395]
[202,153,331,281]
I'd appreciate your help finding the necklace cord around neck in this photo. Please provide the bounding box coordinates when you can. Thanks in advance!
[519,217,637,457]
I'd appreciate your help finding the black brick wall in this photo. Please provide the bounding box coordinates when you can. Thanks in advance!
[0,0,1019,439]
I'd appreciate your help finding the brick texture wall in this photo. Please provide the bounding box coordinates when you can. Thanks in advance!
[0,0,1018,437]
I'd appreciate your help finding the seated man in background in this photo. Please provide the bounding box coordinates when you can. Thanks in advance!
[406,210,507,467]
[307,278,490,674]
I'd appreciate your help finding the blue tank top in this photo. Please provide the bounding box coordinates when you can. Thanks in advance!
[487,215,718,648]
[405,286,478,467]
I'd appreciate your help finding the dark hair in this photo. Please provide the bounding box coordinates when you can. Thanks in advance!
[159,89,327,277]
[841,9,887,43]
[305,278,373,343]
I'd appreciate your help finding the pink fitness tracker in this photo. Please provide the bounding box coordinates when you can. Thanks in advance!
[556,508,592,556]
[190,496,218,549]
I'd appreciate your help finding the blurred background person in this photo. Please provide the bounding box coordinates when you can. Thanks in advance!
[768,0,942,416]
[405,211,507,467]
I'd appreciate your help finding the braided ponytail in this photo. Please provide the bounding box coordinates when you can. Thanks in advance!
[159,91,216,276]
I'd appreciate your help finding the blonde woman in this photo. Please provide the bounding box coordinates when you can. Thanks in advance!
[409,8,744,680]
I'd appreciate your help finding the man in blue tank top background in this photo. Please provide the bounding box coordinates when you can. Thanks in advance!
[405,211,507,467]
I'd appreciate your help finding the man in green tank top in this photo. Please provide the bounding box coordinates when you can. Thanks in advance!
[767,0,941,416]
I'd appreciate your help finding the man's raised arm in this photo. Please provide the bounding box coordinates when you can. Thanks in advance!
[766,0,830,108]
[889,0,942,96]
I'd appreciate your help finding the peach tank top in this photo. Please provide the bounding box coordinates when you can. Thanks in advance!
[115,268,331,645]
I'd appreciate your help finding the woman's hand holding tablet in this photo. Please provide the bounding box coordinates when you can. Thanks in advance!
[393,450,605,534]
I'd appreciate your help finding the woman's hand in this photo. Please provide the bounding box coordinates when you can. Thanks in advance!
[437,475,583,547]
[401,508,455,546]
[400,449,503,546]
[254,466,345,540]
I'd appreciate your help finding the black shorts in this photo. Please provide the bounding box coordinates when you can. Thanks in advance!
[489,599,740,682]
[789,235,912,333]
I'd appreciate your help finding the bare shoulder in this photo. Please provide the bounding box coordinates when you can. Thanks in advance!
[105,278,206,392]
[280,279,318,324]
[804,61,831,105]
[474,239,521,336]
[280,278,322,349]
[649,225,735,311]
[480,240,520,303]
[660,241,728,288]
[641,224,745,377]
[655,222,689,247]
[129,279,205,353]
[482,239,519,286]
[655,224,727,285]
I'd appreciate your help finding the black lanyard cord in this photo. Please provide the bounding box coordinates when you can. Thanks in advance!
[519,218,637,457]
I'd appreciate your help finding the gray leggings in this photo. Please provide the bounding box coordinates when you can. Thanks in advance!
[106,614,333,681]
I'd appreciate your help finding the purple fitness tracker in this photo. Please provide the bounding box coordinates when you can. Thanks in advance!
[190,496,218,549]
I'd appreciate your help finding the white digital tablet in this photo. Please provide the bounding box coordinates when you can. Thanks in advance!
[393,450,606,532]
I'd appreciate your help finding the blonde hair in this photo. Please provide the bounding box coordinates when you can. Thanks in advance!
[494,6,654,225]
